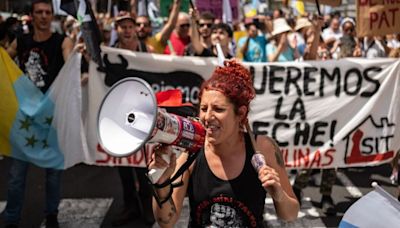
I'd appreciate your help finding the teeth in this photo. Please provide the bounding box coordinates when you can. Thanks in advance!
[207,125,218,130]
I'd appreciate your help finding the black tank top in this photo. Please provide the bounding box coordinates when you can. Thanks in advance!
[17,32,65,93]
[187,134,267,228]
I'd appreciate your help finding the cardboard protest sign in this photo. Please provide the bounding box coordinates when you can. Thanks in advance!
[357,0,400,37]
[303,0,342,7]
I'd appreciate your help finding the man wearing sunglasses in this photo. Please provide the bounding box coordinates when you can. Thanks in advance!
[164,12,191,55]
[189,8,232,58]
[184,11,215,56]
[135,0,181,54]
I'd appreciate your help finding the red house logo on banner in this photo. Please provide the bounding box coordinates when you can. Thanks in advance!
[343,116,395,164]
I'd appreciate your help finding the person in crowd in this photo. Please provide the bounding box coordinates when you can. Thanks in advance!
[4,1,73,227]
[289,17,311,59]
[110,12,154,227]
[150,60,299,227]
[321,13,331,31]
[0,16,25,49]
[317,36,332,60]
[330,17,361,58]
[184,11,215,56]
[163,12,191,56]
[386,33,400,50]
[136,0,182,54]
[100,20,113,46]
[272,9,284,19]
[237,18,267,62]
[63,16,80,44]
[112,12,152,52]
[322,17,342,49]
[293,168,338,215]
[300,16,324,60]
[362,35,389,58]
[20,15,33,35]
[195,11,214,50]
[189,8,233,58]
[266,18,299,62]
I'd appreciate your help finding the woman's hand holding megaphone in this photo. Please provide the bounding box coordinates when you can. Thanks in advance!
[149,144,177,184]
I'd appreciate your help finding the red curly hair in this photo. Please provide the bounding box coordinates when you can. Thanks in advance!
[199,60,255,116]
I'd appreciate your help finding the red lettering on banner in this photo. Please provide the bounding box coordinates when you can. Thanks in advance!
[283,149,292,168]
[95,143,147,166]
[283,148,335,168]
[96,144,112,164]
[297,148,310,167]
[370,12,379,29]
[321,148,335,167]
[309,150,322,167]
[369,8,399,29]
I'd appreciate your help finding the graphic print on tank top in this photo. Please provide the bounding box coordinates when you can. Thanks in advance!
[195,195,258,227]
[24,47,48,88]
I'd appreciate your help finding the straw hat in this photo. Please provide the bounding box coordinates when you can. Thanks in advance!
[295,17,312,31]
[271,18,292,36]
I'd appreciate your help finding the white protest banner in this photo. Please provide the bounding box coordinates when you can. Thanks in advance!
[86,47,400,169]
[249,58,400,169]
[357,0,400,37]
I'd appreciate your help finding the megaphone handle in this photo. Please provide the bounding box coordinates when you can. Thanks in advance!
[148,148,182,184]
[148,153,170,184]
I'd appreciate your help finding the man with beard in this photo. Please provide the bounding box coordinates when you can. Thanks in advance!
[184,11,215,56]
[163,12,191,55]
[135,0,181,54]
[189,9,233,58]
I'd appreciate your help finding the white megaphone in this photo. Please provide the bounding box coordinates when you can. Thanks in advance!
[97,77,205,183]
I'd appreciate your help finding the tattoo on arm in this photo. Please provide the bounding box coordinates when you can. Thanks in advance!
[266,136,285,167]
[157,198,177,225]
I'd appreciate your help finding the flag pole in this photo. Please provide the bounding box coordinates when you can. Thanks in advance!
[315,0,322,16]
[82,0,104,68]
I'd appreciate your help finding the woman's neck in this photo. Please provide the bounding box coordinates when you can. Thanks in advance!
[206,132,244,158]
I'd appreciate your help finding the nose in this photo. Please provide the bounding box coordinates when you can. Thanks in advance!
[203,108,213,123]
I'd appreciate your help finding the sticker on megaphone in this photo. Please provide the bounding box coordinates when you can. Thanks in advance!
[150,109,205,153]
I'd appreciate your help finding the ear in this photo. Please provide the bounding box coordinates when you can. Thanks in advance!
[238,105,247,123]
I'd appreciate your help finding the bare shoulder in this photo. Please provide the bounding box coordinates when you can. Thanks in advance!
[256,135,284,168]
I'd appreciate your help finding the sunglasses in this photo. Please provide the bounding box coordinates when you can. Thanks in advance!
[318,50,331,58]
[179,23,190,28]
[136,22,150,27]
[199,23,212,28]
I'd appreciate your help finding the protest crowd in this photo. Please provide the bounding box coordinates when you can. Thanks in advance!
[0,0,399,227]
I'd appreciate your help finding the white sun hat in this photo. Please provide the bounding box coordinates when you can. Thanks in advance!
[295,17,312,31]
[271,18,292,36]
